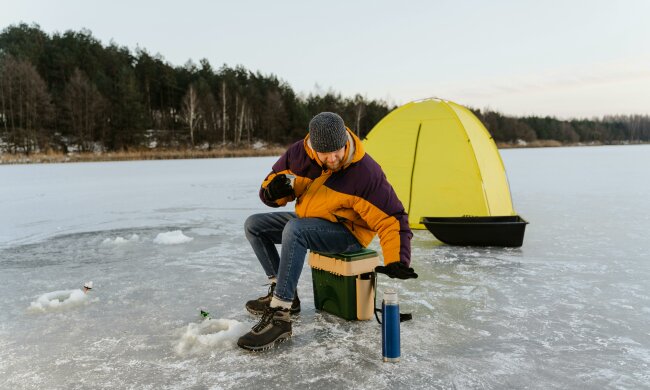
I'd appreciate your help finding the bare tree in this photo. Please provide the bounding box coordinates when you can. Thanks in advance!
[0,55,53,153]
[180,83,201,146]
[235,95,246,145]
[221,80,228,145]
[354,95,366,137]
[62,68,107,152]
[246,107,253,146]
[0,62,8,135]
[261,89,288,142]
[629,114,642,142]
[201,90,219,147]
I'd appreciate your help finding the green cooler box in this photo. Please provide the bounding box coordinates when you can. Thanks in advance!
[308,249,379,320]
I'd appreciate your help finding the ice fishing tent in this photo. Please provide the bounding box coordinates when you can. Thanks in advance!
[364,98,527,246]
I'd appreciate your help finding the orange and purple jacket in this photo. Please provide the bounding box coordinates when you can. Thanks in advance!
[259,128,412,266]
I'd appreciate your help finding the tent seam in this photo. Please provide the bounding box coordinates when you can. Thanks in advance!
[442,102,491,215]
[407,122,423,216]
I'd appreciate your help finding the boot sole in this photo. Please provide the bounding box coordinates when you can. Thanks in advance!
[237,331,292,352]
[246,306,301,316]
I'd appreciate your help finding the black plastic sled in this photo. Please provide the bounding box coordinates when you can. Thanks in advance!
[421,216,528,247]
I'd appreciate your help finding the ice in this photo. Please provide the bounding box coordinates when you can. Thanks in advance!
[175,318,249,355]
[1,147,650,388]
[28,289,95,312]
[153,230,193,245]
[102,234,140,245]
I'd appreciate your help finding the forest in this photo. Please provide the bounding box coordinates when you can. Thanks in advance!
[1,23,649,155]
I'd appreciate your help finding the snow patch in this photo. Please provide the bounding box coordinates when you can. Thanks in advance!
[154,230,193,245]
[252,140,266,150]
[175,318,249,355]
[102,234,140,245]
[28,289,96,312]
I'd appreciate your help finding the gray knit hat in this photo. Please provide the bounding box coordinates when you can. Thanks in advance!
[309,112,348,153]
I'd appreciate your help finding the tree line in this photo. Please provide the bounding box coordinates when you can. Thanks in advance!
[471,109,650,145]
[1,23,648,154]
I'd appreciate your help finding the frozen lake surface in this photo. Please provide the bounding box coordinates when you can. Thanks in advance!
[1,145,649,389]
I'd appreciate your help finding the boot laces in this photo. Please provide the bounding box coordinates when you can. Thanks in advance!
[258,282,275,300]
[252,306,281,332]
[257,283,275,300]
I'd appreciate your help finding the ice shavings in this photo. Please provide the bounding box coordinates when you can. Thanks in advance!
[102,234,140,245]
[153,230,193,245]
[28,289,95,312]
[174,318,248,355]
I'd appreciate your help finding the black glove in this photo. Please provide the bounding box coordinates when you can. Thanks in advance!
[375,262,418,279]
[264,174,294,201]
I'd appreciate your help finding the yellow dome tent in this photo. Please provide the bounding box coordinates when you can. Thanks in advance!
[363,98,519,234]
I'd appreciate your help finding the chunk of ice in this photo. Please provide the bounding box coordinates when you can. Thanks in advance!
[28,289,93,312]
[175,318,249,355]
[153,230,193,245]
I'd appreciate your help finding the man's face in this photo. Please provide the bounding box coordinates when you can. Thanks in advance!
[316,147,346,171]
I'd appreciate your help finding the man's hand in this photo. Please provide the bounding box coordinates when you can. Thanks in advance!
[375,262,418,279]
[264,174,294,201]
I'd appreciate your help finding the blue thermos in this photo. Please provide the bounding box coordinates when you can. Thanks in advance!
[382,289,400,362]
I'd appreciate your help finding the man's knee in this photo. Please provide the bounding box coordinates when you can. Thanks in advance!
[282,218,303,240]
[245,213,264,236]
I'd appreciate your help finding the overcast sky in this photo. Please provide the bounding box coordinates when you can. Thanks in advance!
[2,0,649,118]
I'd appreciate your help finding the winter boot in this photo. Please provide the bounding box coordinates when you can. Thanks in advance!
[245,283,301,315]
[237,306,292,351]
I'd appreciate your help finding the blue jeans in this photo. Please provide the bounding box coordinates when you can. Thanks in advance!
[244,212,363,302]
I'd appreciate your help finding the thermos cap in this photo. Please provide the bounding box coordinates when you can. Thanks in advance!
[383,289,398,304]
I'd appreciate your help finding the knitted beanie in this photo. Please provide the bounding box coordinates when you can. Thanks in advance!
[309,112,348,153]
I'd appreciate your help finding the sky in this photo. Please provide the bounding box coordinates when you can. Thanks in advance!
[1,0,649,119]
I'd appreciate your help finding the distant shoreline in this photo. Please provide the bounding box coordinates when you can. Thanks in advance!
[1,141,647,165]
[0,147,288,165]
[495,140,649,149]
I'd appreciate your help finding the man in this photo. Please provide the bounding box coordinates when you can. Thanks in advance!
[237,112,417,351]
